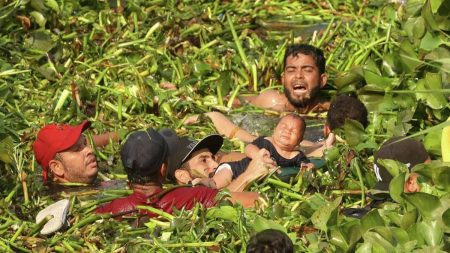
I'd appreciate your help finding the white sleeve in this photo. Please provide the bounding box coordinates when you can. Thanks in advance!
[215,163,232,175]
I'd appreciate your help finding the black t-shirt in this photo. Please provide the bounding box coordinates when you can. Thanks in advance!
[224,136,309,179]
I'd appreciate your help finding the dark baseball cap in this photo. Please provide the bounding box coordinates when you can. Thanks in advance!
[166,134,223,182]
[120,128,169,184]
[373,137,428,192]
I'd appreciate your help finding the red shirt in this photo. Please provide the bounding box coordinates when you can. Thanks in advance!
[96,186,218,217]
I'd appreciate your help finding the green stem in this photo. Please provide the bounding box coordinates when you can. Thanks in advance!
[136,205,174,221]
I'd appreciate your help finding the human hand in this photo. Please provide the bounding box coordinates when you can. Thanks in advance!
[192,178,217,188]
[301,162,315,171]
[257,148,276,166]
[325,132,336,148]
[159,82,177,90]
[183,115,200,125]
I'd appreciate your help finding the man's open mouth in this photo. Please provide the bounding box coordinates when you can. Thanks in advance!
[292,83,307,95]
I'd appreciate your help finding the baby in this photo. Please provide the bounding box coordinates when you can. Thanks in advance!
[193,114,314,188]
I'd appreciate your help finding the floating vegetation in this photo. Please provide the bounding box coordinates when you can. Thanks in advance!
[0,0,449,252]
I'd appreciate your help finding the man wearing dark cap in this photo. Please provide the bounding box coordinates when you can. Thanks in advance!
[168,134,275,192]
[373,136,430,194]
[96,128,261,216]
[33,121,117,184]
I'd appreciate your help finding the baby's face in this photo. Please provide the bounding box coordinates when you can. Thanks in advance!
[273,116,304,149]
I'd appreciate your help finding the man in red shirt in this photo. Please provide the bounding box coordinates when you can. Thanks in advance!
[96,128,260,217]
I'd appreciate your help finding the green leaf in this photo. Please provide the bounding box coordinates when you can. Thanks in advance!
[362,231,396,253]
[342,119,366,148]
[363,70,393,91]
[45,0,60,14]
[25,30,56,53]
[442,208,450,228]
[311,196,341,231]
[424,129,442,156]
[377,159,408,178]
[404,17,426,41]
[402,192,441,218]
[206,206,238,223]
[415,74,447,109]
[360,209,385,233]
[252,216,286,233]
[420,32,443,51]
[399,40,421,72]
[401,208,418,230]
[334,67,363,90]
[30,11,46,28]
[391,227,410,245]
[390,172,406,204]
[330,229,349,250]
[0,136,14,164]
[416,220,444,246]
[430,0,444,13]
[422,0,440,31]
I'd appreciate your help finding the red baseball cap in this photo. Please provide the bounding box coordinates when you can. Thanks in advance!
[33,120,91,182]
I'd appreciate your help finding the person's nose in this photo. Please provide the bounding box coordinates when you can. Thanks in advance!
[209,159,219,172]
[294,69,303,79]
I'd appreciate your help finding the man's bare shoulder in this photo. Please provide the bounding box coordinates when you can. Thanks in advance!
[243,90,289,112]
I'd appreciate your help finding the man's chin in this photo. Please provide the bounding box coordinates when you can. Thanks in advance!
[288,96,310,108]
[285,89,310,108]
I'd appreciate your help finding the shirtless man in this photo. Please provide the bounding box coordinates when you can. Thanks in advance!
[241,44,329,113]
[184,44,329,143]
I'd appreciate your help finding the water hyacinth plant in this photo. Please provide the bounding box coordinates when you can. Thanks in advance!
[0,0,449,252]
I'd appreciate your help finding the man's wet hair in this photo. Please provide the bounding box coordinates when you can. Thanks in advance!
[283,44,326,74]
[246,229,294,253]
[327,95,368,131]
[280,113,306,134]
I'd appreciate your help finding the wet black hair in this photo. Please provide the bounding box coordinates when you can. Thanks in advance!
[283,44,326,74]
[327,95,368,131]
[246,229,294,253]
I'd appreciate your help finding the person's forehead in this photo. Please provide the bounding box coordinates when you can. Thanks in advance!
[189,148,214,160]
[278,116,302,126]
[285,54,316,66]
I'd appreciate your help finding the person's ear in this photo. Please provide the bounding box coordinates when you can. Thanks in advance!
[174,169,192,184]
[160,163,168,179]
[48,159,64,178]
[323,124,331,137]
[320,73,328,88]
[281,72,286,87]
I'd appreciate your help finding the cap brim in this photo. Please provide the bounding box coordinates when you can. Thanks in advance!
[181,134,223,163]
[373,180,389,192]
[58,120,91,152]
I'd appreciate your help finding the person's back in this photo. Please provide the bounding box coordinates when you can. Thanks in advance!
[246,229,294,253]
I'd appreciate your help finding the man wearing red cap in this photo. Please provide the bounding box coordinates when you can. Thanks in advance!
[33,121,116,184]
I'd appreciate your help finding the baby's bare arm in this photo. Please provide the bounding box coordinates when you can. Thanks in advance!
[244,143,261,159]
[212,169,233,189]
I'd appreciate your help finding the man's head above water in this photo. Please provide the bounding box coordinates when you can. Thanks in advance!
[33,120,98,184]
[282,44,328,108]
[170,135,223,184]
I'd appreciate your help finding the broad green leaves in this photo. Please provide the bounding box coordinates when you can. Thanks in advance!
[311,196,341,232]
